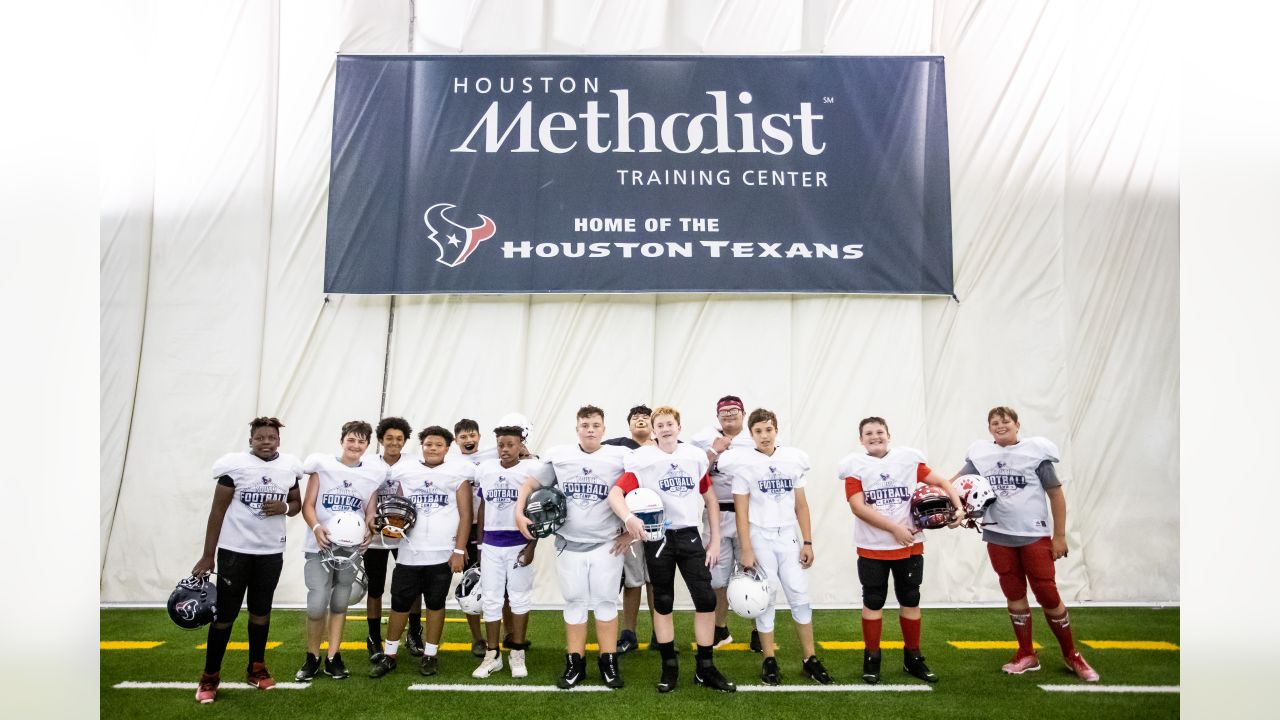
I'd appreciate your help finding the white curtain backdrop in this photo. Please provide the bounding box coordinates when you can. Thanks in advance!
[101,0,1178,606]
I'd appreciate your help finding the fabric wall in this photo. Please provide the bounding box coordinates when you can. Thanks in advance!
[101,0,1178,606]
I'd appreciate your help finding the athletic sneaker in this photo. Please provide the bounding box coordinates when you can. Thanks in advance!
[470,638,487,658]
[760,656,781,685]
[246,662,275,689]
[368,654,397,679]
[405,629,425,657]
[617,629,638,655]
[903,652,938,683]
[749,629,763,653]
[802,655,834,684]
[295,653,321,682]
[324,652,350,680]
[862,650,881,684]
[1002,651,1041,675]
[1065,651,1100,682]
[195,672,219,704]
[472,649,503,678]
[557,653,585,689]
[366,635,384,663]
[694,663,737,692]
[509,648,528,678]
[657,658,679,693]
[598,652,624,689]
[419,654,439,676]
[712,625,733,649]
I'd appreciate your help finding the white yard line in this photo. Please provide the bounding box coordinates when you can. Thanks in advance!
[408,683,611,692]
[113,681,310,690]
[1039,685,1180,693]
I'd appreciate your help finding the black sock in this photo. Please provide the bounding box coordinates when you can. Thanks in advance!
[367,617,382,645]
[696,644,714,666]
[408,612,422,634]
[657,640,677,662]
[247,621,269,665]
[204,624,234,675]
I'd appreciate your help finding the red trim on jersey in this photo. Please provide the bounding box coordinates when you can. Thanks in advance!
[858,543,924,560]
[698,472,711,494]
[917,464,932,482]
[844,476,863,500]
[617,472,639,494]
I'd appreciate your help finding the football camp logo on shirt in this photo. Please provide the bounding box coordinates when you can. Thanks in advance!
[986,462,1027,498]
[659,462,696,496]
[409,485,452,515]
[486,476,519,509]
[562,466,609,509]
[757,465,795,501]
[322,479,364,512]
[863,475,910,507]
[241,476,288,518]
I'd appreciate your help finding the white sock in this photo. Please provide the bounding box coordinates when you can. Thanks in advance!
[424,642,439,657]
[385,640,400,656]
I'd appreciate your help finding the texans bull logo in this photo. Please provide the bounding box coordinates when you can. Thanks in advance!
[423,203,497,268]
[175,598,199,621]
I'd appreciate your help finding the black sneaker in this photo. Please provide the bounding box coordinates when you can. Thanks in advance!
[802,655,834,684]
[862,650,881,685]
[760,656,781,685]
[694,663,737,692]
[749,629,763,653]
[419,654,438,676]
[368,654,396,679]
[557,653,586,689]
[599,652,624,689]
[470,638,487,658]
[617,629,638,655]
[366,636,384,663]
[405,629,425,657]
[294,653,321,682]
[904,652,938,683]
[712,625,733,649]
[657,658,679,693]
[324,653,350,680]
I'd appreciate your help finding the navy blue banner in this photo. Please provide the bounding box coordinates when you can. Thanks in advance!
[326,55,953,295]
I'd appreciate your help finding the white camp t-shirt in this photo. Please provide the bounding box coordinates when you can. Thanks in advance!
[837,447,928,551]
[619,444,711,530]
[538,443,628,544]
[475,458,542,532]
[965,437,1060,537]
[391,458,476,566]
[723,446,810,530]
[301,454,383,553]
[212,451,303,555]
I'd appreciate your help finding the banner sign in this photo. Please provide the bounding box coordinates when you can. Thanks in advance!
[325,55,953,295]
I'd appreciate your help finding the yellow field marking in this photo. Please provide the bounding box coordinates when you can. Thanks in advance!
[318,641,366,651]
[1083,641,1179,651]
[948,641,1043,650]
[196,642,283,650]
[101,641,164,650]
[820,641,905,650]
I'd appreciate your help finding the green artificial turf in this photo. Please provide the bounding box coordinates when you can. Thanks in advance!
[101,606,1178,719]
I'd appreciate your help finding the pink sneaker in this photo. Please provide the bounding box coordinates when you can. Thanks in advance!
[195,672,220,703]
[1065,651,1100,682]
[1001,652,1041,675]
[247,662,276,689]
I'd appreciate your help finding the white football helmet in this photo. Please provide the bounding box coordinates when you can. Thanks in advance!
[455,567,483,616]
[347,558,369,606]
[320,513,366,571]
[624,488,666,541]
[952,474,996,529]
[727,563,772,619]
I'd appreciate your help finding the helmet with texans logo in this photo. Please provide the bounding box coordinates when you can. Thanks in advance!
[951,474,996,529]
[727,563,772,619]
[455,566,483,616]
[373,494,418,541]
[524,486,568,538]
[624,488,665,541]
[910,483,956,530]
[320,513,366,571]
[347,557,369,606]
[167,574,218,630]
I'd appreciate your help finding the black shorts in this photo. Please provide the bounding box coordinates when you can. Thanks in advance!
[644,526,715,613]
[856,554,924,609]
[363,547,399,596]
[390,562,453,613]
[214,548,283,621]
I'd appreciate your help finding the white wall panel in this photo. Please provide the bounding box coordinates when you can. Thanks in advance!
[414,0,547,53]
[550,0,668,52]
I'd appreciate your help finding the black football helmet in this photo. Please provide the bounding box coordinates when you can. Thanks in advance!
[167,574,218,630]
[523,486,568,538]
[372,495,418,540]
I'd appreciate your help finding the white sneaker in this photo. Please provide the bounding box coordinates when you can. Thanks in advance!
[472,650,503,679]
[509,649,528,678]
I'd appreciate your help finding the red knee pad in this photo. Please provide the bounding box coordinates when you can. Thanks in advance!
[1021,539,1062,609]
[987,543,1028,602]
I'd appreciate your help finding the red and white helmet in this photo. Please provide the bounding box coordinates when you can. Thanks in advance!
[951,474,996,529]
[910,483,955,530]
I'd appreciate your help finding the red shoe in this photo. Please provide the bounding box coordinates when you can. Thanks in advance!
[247,662,276,689]
[1065,651,1100,682]
[195,672,220,703]
[1001,652,1041,674]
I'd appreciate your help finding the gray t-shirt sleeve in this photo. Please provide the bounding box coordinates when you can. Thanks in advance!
[959,460,978,476]
[1036,460,1061,489]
